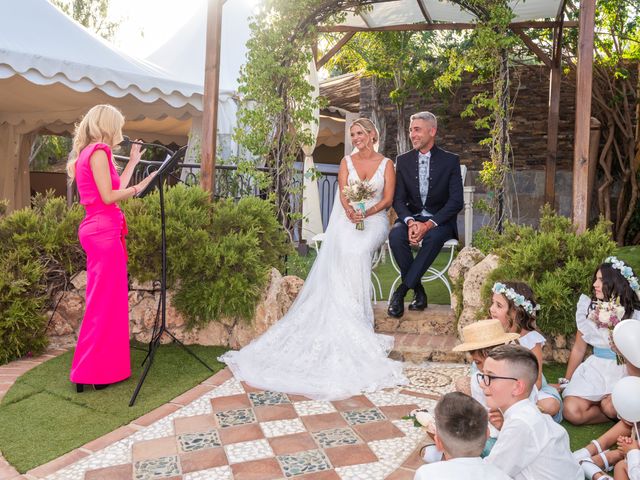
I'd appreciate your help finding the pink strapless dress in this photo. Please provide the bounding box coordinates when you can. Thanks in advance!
[70,143,131,384]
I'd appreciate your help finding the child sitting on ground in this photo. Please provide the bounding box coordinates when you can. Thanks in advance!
[562,257,640,425]
[413,392,512,480]
[483,344,582,480]
[614,431,640,480]
[573,319,640,480]
[490,281,563,421]
[452,319,520,456]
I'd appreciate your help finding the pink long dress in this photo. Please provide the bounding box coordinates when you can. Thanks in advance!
[70,143,131,385]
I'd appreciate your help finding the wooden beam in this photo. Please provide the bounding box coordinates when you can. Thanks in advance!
[512,27,552,68]
[201,0,224,197]
[545,62,561,205]
[572,0,596,232]
[316,32,355,69]
[318,20,578,32]
[416,0,433,23]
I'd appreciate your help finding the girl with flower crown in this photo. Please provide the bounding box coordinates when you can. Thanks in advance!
[562,257,640,425]
[490,281,563,422]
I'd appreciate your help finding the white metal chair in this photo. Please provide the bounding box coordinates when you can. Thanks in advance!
[311,232,384,304]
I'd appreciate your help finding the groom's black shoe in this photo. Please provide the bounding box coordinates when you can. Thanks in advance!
[408,285,428,311]
[387,289,406,318]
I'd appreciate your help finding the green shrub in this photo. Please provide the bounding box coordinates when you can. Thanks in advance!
[480,206,616,335]
[0,193,85,364]
[123,185,290,328]
[0,187,290,364]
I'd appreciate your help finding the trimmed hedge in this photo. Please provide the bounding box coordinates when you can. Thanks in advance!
[0,186,290,364]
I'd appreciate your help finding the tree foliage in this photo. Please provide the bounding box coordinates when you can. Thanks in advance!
[52,0,121,40]
[327,30,454,153]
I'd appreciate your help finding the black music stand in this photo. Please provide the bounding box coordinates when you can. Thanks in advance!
[129,146,213,407]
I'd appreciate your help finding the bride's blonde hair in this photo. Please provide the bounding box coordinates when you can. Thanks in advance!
[67,104,125,180]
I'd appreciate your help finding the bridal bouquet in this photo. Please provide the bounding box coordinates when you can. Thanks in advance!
[342,180,376,230]
[588,297,626,364]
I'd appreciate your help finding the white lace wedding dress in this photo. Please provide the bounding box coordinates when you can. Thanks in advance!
[220,156,407,400]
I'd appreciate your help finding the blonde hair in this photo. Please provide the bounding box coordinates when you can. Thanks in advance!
[67,104,125,179]
[350,117,379,145]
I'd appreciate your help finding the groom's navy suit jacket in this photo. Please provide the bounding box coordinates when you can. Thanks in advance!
[392,145,464,239]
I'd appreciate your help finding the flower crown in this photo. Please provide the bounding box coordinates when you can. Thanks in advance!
[492,282,540,316]
[605,256,640,300]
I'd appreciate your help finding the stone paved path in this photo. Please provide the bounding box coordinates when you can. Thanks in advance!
[2,358,468,480]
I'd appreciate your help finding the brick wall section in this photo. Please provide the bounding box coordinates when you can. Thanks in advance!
[360,65,577,171]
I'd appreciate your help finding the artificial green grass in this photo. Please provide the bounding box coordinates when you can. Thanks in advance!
[288,249,452,304]
[542,362,614,451]
[0,344,228,473]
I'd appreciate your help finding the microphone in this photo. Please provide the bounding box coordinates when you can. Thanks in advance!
[119,135,175,155]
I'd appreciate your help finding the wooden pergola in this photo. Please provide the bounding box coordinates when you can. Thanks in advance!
[201,0,596,232]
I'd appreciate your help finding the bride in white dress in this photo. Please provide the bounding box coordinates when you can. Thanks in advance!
[220,118,407,400]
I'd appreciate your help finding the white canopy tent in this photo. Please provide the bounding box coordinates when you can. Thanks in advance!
[327,0,563,27]
[146,0,253,163]
[0,0,204,211]
[0,0,254,212]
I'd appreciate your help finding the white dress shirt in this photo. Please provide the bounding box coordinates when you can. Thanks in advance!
[485,399,582,480]
[414,456,512,480]
[628,449,640,480]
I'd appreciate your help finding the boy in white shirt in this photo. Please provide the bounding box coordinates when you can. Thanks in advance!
[483,344,582,480]
[414,392,512,480]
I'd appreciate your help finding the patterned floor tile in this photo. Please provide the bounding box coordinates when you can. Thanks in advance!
[224,438,274,464]
[219,423,265,445]
[254,404,298,422]
[324,444,378,468]
[133,455,180,480]
[215,408,256,428]
[249,391,291,406]
[352,420,405,442]
[260,418,306,438]
[342,408,386,425]
[177,430,221,452]
[312,428,361,448]
[184,465,233,480]
[211,393,252,412]
[293,400,337,417]
[277,449,332,477]
[180,447,228,474]
[268,432,318,456]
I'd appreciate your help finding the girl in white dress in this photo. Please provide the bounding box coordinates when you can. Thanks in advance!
[490,281,563,421]
[220,118,407,400]
[562,257,640,425]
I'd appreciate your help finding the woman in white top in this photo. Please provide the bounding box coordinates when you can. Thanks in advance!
[562,257,640,425]
[490,281,562,421]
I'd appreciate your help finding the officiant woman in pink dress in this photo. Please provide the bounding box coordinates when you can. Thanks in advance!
[66,104,155,392]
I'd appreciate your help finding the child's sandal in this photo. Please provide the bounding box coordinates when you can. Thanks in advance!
[580,460,613,480]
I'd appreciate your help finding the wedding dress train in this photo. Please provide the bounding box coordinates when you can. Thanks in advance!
[220,156,407,400]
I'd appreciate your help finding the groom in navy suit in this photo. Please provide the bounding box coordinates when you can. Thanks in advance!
[388,111,463,318]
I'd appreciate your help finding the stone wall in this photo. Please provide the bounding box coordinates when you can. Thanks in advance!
[360,65,578,226]
[448,246,575,363]
[47,269,304,350]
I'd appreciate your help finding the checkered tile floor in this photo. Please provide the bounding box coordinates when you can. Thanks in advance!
[40,364,467,480]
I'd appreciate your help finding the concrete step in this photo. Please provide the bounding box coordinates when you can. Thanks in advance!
[373,303,456,336]
[388,333,465,364]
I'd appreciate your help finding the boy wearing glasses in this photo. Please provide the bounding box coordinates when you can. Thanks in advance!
[414,392,512,479]
[482,345,582,480]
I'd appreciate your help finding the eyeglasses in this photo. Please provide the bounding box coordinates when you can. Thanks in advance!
[476,372,519,387]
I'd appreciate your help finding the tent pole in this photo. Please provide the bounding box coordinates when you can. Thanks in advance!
[201,0,224,198]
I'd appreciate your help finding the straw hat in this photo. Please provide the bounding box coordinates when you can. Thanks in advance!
[452,319,520,352]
